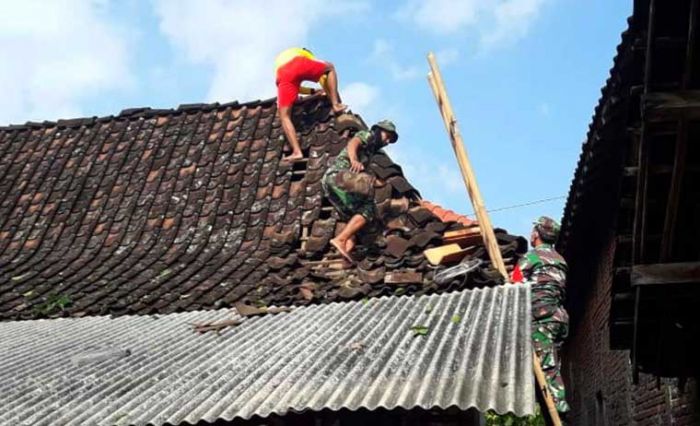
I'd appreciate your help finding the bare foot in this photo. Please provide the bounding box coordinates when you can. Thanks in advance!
[332,103,348,115]
[330,238,354,264]
[282,152,304,162]
[345,238,355,255]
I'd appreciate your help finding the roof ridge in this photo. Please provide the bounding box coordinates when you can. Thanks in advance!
[420,200,476,227]
[0,96,280,132]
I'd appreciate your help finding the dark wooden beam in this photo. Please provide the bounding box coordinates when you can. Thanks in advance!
[632,137,650,264]
[632,0,658,385]
[660,119,688,261]
[631,261,700,286]
[683,0,699,88]
[643,91,700,121]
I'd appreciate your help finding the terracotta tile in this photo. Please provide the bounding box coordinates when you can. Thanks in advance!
[385,235,410,259]
[0,98,521,321]
[23,239,40,249]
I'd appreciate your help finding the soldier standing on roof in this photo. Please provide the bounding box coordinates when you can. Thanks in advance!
[511,216,570,414]
[323,120,399,263]
[274,47,347,163]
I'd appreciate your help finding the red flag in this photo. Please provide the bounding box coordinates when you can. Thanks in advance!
[511,264,523,283]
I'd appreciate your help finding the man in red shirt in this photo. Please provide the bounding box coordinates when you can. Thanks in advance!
[275,47,346,162]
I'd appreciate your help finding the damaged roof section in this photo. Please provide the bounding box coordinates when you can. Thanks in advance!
[0,97,526,320]
[0,285,535,426]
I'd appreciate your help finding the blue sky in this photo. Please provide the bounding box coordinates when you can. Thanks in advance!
[0,0,630,239]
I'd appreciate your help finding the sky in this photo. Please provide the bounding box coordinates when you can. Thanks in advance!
[0,0,631,239]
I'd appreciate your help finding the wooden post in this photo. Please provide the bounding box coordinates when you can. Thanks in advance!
[426,52,507,277]
[427,52,562,426]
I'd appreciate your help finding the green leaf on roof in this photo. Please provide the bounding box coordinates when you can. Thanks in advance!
[410,325,429,336]
[451,314,462,324]
[11,274,28,282]
[158,269,171,278]
[34,294,72,315]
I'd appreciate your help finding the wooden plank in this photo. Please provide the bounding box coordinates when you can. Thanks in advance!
[443,226,480,239]
[423,244,469,266]
[426,54,508,278]
[631,261,700,286]
[443,227,483,247]
[444,234,483,248]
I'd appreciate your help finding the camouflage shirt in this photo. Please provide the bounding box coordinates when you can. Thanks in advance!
[517,243,568,322]
[330,129,383,172]
[321,130,383,221]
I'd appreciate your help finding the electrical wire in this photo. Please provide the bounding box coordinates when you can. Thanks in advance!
[466,195,566,216]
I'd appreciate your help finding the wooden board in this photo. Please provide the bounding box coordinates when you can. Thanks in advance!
[631,261,700,286]
[424,244,470,266]
[443,227,483,247]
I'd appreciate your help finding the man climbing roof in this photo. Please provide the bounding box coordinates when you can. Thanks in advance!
[274,47,347,162]
[322,120,399,263]
[512,216,570,415]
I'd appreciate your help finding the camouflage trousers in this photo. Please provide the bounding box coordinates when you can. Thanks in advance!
[322,169,376,221]
[532,317,570,413]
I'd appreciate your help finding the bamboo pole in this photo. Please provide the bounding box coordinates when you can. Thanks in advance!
[426,52,562,426]
[533,353,563,425]
[426,53,507,277]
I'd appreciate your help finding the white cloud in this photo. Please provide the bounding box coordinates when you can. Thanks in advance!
[436,48,460,66]
[482,0,547,48]
[397,0,480,35]
[397,0,547,49]
[0,0,133,124]
[343,82,379,113]
[386,145,466,201]
[371,39,421,81]
[153,0,367,103]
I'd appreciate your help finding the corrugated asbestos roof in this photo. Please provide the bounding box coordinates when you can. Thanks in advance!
[0,284,534,425]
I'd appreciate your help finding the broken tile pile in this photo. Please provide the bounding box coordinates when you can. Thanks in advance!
[0,97,527,320]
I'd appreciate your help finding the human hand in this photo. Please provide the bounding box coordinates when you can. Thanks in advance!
[350,160,364,173]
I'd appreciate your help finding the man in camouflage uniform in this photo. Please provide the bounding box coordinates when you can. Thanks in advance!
[511,216,570,413]
[322,120,399,262]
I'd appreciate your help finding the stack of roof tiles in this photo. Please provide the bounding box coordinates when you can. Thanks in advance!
[0,97,526,320]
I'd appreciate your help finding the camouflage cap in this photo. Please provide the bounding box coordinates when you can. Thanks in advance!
[533,216,560,243]
[371,120,398,143]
